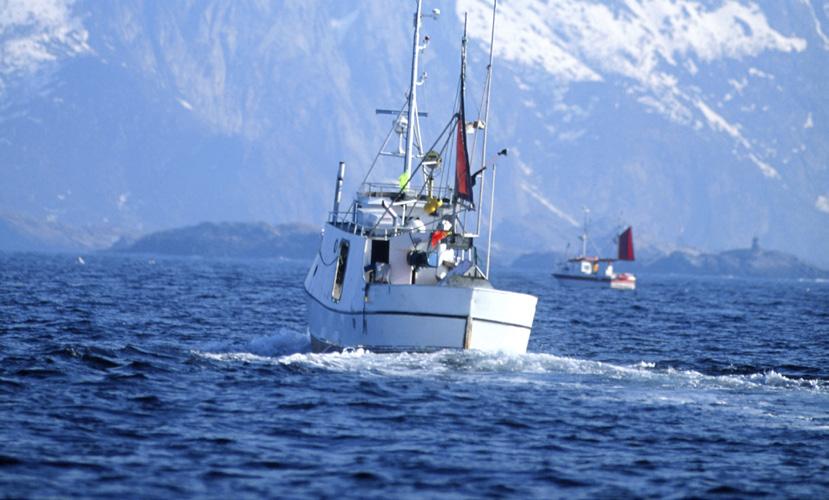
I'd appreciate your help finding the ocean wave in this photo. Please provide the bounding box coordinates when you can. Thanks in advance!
[188,336,825,395]
[266,349,828,393]
[194,328,310,361]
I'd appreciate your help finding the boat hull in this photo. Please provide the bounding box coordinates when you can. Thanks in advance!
[553,273,636,290]
[306,283,537,354]
[610,275,636,290]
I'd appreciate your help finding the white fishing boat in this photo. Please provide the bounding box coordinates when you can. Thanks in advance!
[553,212,637,290]
[304,1,537,353]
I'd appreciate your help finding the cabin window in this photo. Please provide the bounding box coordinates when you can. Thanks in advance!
[367,239,391,284]
[332,240,349,302]
[371,239,390,266]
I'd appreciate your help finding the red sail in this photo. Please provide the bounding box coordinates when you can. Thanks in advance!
[618,226,635,261]
[454,25,474,206]
[454,117,473,203]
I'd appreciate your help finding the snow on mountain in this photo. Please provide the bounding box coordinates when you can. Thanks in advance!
[0,1,827,267]
[0,0,89,95]
[457,0,828,265]
[460,0,806,179]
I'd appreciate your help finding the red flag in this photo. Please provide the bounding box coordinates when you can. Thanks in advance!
[454,34,473,205]
[454,118,473,202]
[618,226,635,261]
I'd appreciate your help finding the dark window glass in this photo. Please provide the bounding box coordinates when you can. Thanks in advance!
[332,240,349,301]
[371,239,390,265]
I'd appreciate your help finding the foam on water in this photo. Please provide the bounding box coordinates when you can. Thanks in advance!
[195,344,827,395]
[193,346,829,434]
[196,327,310,359]
[247,328,310,356]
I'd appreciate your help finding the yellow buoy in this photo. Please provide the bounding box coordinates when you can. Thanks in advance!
[425,197,443,215]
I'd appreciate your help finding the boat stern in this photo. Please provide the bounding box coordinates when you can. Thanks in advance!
[464,286,537,353]
[610,273,636,290]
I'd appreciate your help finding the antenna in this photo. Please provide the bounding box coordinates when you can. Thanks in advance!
[580,207,590,257]
[403,0,424,180]
[483,0,498,278]
[403,0,438,180]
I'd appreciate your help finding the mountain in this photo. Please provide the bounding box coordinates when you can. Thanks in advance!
[109,221,319,260]
[0,213,121,253]
[643,246,829,279]
[1,1,827,267]
[510,250,567,272]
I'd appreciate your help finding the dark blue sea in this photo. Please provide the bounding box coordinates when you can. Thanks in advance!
[1,252,828,498]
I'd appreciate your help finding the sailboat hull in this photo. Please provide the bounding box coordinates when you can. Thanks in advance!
[306,283,536,354]
[553,273,636,290]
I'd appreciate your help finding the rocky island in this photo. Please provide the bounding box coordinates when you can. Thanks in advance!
[109,221,320,260]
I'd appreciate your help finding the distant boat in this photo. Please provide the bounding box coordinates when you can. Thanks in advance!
[303,1,537,353]
[553,215,637,290]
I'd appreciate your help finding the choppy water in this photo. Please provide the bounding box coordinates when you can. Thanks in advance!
[1,252,828,498]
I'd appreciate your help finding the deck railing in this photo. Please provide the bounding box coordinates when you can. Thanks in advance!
[326,184,458,238]
[359,182,453,201]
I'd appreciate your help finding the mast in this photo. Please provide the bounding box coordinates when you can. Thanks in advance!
[475,0,497,236]
[483,0,498,278]
[403,0,424,178]
[580,208,589,257]
[454,14,473,206]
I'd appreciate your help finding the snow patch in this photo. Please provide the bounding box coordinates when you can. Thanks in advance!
[462,1,602,83]
[801,0,829,49]
[177,98,193,111]
[816,195,829,213]
[558,129,585,142]
[0,0,90,93]
[748,154,781,179]
[513,76,530,92]
[695,98,748,148]
[458,0,804,113]
[518,181,579,226]
[516,162,533,176]
[695,99,781,178]
[329,9,360,33]
[729,77,748,93]
[748,67,774,79]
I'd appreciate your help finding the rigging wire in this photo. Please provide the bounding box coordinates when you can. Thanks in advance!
[359,95,410,188]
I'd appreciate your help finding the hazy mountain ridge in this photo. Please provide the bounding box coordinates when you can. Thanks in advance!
[642,246,829,279]
[109,221,320,260]
[2,215,824,279]
[0,212,121,252]
[0,215,321,259]
[510,244,829,280]
[1,1,827,266]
